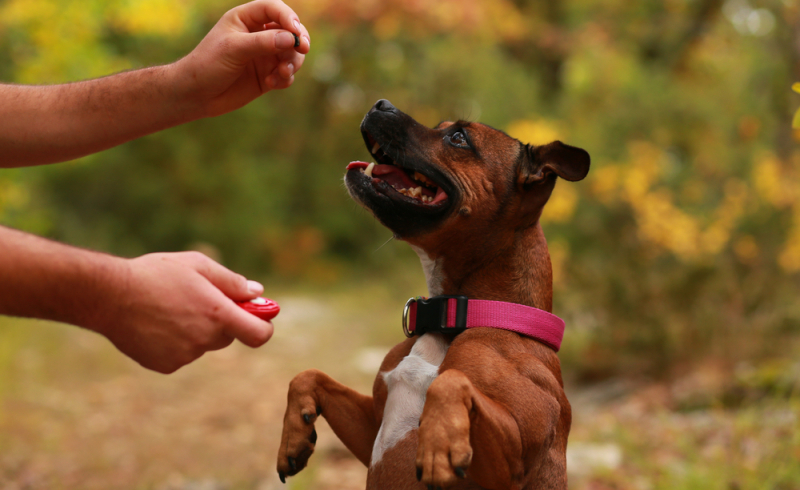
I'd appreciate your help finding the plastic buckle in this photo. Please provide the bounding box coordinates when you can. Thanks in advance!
[403,295,468,337]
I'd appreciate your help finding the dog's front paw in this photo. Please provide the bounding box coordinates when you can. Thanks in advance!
[276,370,323,482]
[415,371,473,488]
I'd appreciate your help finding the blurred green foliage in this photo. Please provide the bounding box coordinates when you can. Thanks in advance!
[1,0,799,380]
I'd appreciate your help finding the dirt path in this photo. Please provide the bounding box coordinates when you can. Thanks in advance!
[1,293,798,490]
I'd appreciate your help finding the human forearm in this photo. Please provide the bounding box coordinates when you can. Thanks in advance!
[0,65,199,167]
[0,225,273,373]
[0,0,310,168]
[0,225,126,328]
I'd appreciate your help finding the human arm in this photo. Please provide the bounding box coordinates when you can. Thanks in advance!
[0,0,310,168]
[0,225,273,373]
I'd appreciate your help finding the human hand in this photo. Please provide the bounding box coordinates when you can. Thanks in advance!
[174,0,311,118]
[94,251,274,374]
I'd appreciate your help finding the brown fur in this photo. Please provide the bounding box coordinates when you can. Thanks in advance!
[276,101,589,489]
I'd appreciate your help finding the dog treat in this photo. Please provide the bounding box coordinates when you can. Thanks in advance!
[237,297,280,321]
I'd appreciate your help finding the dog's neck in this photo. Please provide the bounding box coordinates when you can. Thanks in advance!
[411,223,553,312]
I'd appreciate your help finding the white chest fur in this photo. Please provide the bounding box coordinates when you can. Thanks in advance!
[370,334,450,466]
[411,245,444,296]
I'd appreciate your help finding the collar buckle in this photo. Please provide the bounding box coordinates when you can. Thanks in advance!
[402,297,417,338]
[403,295,469,338]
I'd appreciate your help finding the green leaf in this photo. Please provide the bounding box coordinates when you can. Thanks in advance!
[794,107,800,129]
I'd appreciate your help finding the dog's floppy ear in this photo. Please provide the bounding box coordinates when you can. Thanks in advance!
[518,141,590,185]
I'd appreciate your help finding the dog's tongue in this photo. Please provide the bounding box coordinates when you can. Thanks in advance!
[346,162,419,189]
[346,161,448,203]
[371,164,419,189]
[432,186,447,203]
[347,161,370,170]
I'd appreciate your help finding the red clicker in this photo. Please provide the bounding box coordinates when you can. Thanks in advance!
[237,297,280,321]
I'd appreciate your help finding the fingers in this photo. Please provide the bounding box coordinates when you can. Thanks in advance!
[185,251,260,301]
[235,0,298,31]
[230,0,311,51]
[276,61,294,80]
[264,43,305,88]
[266,58,299,88]
[175,252,273,347]
[246,22,311,53]
[229,29,307,72]
[220,302,275,347]
[181,253,274,346]
[113,252,275,376]
[272,46,305,79]
[233,27,306,90]
[249,28,310,58]
[267,74,295,91]
[206,332,236,351]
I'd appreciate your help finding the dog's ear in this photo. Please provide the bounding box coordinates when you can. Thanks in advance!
[518,141,590,185]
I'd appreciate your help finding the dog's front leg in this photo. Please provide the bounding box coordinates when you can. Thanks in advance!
[277,369,379,481]
[415,368,530,490]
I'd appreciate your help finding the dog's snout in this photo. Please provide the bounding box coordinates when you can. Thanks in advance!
[372,99,398,114]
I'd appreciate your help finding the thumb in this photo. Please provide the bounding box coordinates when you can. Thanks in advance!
[191,255,263,301]
[232,29,298,61]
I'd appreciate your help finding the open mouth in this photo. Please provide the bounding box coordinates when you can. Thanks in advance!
[346,132,449,207]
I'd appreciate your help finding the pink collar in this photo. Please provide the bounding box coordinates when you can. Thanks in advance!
[402,295,565,352]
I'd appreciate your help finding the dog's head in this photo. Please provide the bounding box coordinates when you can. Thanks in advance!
[345,100,589,253]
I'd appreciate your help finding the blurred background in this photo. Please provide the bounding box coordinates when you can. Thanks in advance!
[1,0,799,488]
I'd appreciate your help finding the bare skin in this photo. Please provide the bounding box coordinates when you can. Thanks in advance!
[0,0,310,167]
[0,0,312,373]
[0,227,275,373]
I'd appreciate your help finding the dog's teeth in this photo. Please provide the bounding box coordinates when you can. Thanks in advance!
[365,162,375,177]
[414,172,431,185]
[372,142,380,154]
[411,187,422,198]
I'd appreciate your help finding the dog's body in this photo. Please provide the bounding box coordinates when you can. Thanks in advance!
[277,100,590,490]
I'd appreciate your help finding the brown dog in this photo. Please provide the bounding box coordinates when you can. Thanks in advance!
[276,100,590,489]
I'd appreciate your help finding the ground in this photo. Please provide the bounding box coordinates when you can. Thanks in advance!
[0,285,798,490]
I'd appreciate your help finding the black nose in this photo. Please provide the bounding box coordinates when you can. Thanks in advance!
[372,99,397,114]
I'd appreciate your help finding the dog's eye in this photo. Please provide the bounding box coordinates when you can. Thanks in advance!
[447,131,470,149]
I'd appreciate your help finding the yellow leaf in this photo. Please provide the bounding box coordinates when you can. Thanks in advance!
[793,107,800,129]
[793,82,800,94]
